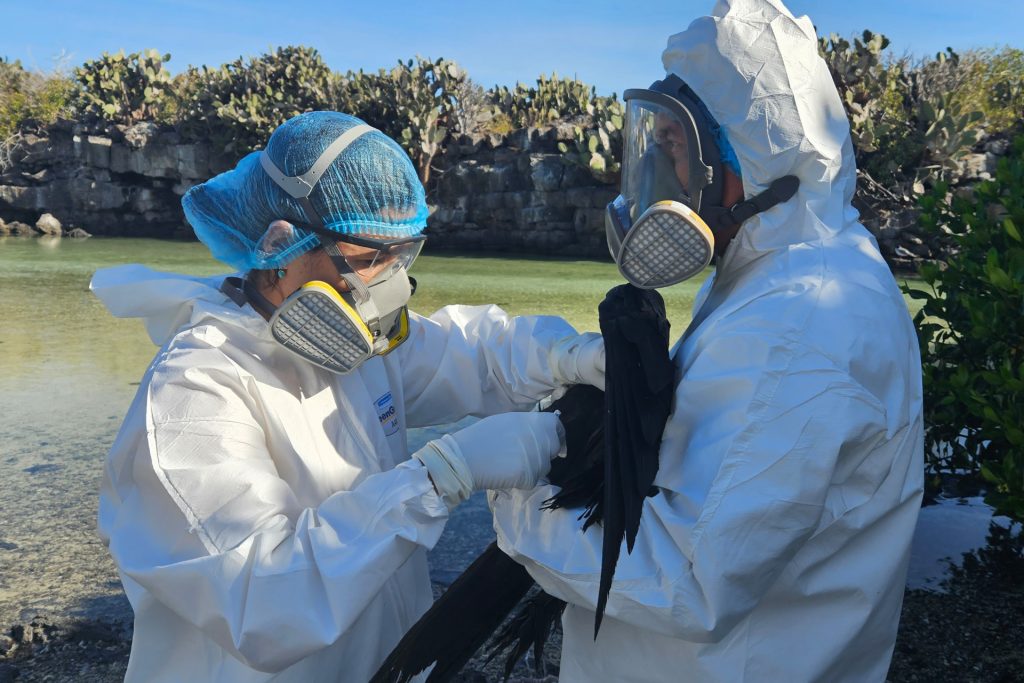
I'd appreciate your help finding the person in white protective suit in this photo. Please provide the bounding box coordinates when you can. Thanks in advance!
[90,111,605,683]
[491,1,925,680]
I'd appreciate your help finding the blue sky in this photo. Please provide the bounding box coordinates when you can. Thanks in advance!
[4,0,1024,96]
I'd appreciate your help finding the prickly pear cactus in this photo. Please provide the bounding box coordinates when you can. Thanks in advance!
[74,49,172,125]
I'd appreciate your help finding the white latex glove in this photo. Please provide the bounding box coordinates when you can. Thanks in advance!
[413,412,564,508]
[549,332,605,390]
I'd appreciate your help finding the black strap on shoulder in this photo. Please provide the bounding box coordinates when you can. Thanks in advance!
[706,174,800,232]
[220,276,277,318]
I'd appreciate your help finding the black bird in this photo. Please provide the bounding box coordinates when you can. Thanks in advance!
[371,284,674,682]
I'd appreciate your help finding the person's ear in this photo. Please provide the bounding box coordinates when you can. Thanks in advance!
[256,219,299,260]
[722,168,744,208]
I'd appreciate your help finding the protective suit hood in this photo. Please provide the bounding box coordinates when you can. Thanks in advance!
[662,0,858,272]
[90,265,262,347]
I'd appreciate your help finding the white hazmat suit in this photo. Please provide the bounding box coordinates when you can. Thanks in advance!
[92,264,578,682]
[491,1,925,680]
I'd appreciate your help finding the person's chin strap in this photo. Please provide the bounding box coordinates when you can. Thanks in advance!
[703,175,800,233]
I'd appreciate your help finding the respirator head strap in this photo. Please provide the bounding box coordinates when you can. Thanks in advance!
[705,175,801,232]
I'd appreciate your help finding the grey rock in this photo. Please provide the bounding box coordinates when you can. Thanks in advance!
[6,221,34,235]
[985,138,1011,156]
[594,187,617,208]
[73,135,112,168]
[573,208,605,235]
[67,227,92,239]
[122,122,161,149]
[566,187,592,208]
[961,153,988,178]
[173,180,197,196]
[176,144,210,179]
[490,162,525,193]
[530,155,564,192]
[34,212,62,235]
[559,162,594,190]
[550,121,578,143]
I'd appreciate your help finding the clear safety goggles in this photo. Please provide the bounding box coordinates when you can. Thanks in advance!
[290,222,426,279]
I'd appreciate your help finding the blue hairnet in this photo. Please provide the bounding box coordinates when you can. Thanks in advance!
[183,111,429,272]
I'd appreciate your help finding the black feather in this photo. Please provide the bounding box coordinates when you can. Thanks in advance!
[483,590,567,681]
[592,284,673,636]
[371,284,674,678]
[369,542,533,683]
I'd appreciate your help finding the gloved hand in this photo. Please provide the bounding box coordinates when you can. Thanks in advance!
[413,412,564,508]
[550,332,605,390]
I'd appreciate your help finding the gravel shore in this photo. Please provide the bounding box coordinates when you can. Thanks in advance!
[2,527,1021,683]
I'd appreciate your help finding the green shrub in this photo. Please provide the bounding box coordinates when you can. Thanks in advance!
[906,49,986,184]
[556,94,624,183]
[74,49,172,124]
[819,31,915,185]
[950,48,1024,136]
[820,34,991,197]
[489,73,596,129]
[338,57,466,185]
[178,46,340,156]
[0,58,74,138]
[907,137,1024,520]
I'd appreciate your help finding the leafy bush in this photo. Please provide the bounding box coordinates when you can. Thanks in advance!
[74,49,172,124]
[907,137,1024,520]
[489,73,596,129]
[819,31,911,183]
[905,49,986,184]
[177,45,340,156]
[0,58,74,138]
[950,48,1024,137]
[557,94,624,182]
[338,57,466,185]
[819,33,988,196]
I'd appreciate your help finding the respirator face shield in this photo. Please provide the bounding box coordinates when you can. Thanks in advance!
[606,92,721,289]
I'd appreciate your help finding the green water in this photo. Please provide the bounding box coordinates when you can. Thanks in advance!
[0,236,705,435]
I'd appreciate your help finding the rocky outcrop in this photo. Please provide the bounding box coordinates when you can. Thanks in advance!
[0,119,1013,266]
[429,127,614,256]
[0,120,615,256]
[0,120,224,240]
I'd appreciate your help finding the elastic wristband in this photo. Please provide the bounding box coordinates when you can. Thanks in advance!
[414,439,473,508]
[413,443,465,508]
[437,434,475,495]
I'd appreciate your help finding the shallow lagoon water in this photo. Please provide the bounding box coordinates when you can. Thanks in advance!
[0,236,996,630]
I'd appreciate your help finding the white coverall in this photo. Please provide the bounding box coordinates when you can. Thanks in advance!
[91,265,576,683]
[491,1,925,680]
